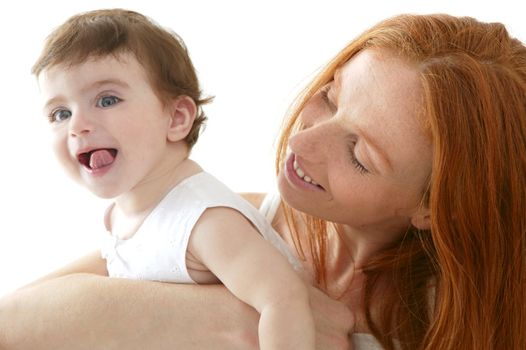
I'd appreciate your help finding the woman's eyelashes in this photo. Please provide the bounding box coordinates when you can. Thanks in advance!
[348,141,369,174]
[319,84,368,174]
[319,84,336,112]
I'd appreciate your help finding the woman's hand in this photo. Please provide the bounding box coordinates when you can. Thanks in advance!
[310,286,355,350]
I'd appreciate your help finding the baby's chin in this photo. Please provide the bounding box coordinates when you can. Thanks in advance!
[77,177,122,200]
[90,190,118,200]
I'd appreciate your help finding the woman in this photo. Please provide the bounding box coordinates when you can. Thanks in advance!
[2,13,525,350]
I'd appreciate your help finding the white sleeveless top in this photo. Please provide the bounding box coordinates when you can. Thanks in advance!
[100,173,384,349]
[100,172,303,282]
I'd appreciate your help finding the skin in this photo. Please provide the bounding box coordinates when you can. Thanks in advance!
[0,48,431,349]
[277,49,433,332]
[0,269,353,350]
[38,54,196,205]
[0,193,352,350]
[37,53,315,349]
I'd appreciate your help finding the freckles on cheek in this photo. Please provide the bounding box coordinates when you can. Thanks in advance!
[328,174,355,200]
[335,186,362,205]
[330,170,375,206]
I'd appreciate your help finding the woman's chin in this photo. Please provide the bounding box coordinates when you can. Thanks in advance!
[278,173,317,215]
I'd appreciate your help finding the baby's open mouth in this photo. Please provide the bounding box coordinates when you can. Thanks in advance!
[78,149,118,170]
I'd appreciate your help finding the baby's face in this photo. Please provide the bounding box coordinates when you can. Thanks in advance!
[38,54,175,198]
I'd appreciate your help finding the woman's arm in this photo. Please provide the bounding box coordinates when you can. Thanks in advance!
[2,245,258,349]
[0,273,259,350]
[0,274,353,349]
[0,193,353,349]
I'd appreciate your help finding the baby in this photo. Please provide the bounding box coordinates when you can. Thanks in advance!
[33,8,315,350]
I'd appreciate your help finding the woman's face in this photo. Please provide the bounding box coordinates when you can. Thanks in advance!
[278,49,432,236]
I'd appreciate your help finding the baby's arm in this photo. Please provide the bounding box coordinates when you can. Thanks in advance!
[189,206,316,350]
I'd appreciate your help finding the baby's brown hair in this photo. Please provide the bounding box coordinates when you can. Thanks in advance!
[32,8,211,148]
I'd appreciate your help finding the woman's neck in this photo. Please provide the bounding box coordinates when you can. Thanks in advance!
[334,220,410,270]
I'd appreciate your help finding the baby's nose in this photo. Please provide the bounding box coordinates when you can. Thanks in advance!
[69,111,95,137]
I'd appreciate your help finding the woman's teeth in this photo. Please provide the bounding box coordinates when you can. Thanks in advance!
[293,160,319,186]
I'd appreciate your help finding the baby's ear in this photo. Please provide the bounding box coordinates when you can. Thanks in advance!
[410,207,431,231]
[166,95,197,142]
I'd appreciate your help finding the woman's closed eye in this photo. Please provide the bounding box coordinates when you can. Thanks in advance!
[96,95,122,108]
[320,84,337,112]
[348,141,369,174]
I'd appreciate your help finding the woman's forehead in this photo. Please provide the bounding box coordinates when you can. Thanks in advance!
[334,49,431,175]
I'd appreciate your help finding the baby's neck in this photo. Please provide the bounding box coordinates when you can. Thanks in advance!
[114,157,202,216]
[106,157,202,239]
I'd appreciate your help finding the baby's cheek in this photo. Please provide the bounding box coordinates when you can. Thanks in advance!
[51,136,79,180]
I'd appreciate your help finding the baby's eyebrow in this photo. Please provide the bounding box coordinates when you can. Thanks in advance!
[43,79,130,111]
[43,96,63,111]
[80,78,130,94]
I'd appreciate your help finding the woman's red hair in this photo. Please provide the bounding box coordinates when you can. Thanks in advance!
[277,14,526,349]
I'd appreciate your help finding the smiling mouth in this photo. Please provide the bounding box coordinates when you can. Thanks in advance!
[292,156,325,190]
[78,149,118,170]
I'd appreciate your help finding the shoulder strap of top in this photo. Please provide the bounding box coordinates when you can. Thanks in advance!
[258,191,282,222]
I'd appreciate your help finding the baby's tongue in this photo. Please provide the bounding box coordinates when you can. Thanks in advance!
[90,149,116,170]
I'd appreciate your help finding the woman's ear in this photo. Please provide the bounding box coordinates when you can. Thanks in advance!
[410,208,431,230]
[166,95,197,142]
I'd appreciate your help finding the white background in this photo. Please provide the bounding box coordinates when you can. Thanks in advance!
[1,0,524,296]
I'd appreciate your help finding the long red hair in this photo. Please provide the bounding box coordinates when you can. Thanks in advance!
[277,14,526,349]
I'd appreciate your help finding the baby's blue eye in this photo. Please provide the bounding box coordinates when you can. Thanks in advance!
[50,109,72,123]
[97,96,121,108]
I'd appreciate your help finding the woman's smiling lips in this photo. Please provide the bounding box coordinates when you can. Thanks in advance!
[285,153,325,191]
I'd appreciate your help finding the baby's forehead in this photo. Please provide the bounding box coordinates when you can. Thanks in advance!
[37,53,153,100]
[43,53,147,80]
[42,50,140,73]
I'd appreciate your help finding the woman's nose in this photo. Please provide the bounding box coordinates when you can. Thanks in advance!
[288,120,338,163]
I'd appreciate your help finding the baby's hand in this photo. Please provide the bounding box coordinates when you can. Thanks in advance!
[309,286,355,350]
